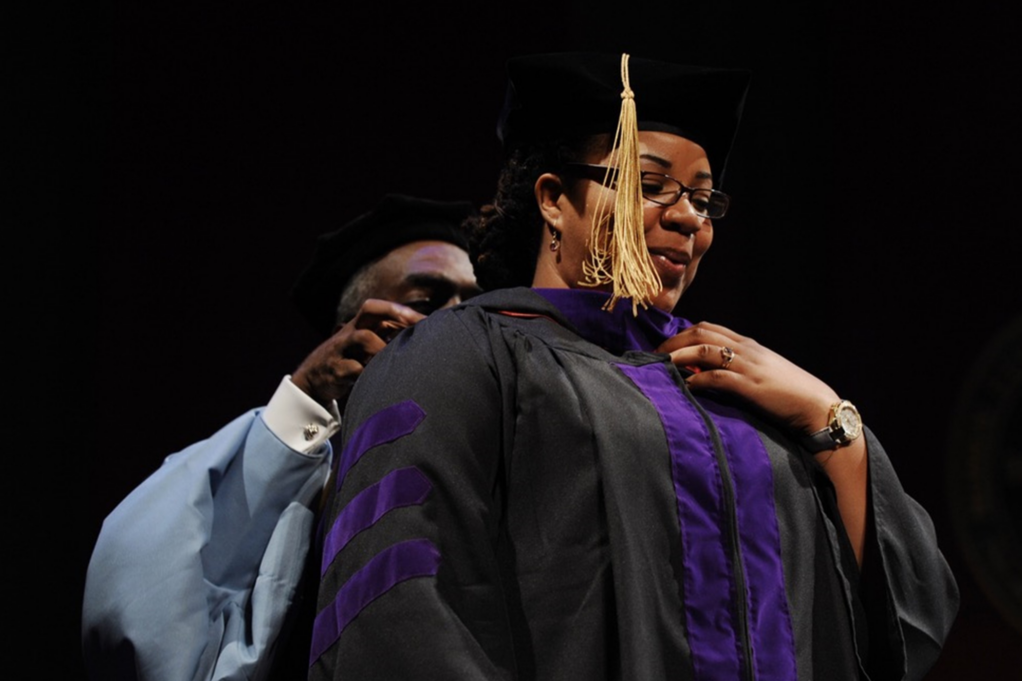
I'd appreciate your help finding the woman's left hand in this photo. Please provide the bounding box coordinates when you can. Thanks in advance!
[657,321,839,436]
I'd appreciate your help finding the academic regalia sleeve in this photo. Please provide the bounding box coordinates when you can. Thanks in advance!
[309,308,516,681]
[82,409,331,681]
[856,430,959,680]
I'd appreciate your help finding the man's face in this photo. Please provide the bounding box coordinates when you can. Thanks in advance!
[369,240,481,316]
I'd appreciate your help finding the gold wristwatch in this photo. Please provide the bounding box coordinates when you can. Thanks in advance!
[800,399,863,454]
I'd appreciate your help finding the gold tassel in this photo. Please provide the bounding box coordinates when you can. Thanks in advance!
[580,53,661,314]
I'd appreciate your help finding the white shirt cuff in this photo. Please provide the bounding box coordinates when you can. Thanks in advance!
[262,376,341,454]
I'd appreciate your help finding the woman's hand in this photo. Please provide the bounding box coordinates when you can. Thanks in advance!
[657,321,839,437]
[659,321,869,565]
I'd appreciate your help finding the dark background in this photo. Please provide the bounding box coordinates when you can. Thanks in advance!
[67,1,1022,678]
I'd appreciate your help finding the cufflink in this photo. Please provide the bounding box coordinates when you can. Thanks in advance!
[303,423,320,441]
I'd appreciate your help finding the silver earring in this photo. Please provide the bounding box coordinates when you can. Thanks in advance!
[549,227,561,252]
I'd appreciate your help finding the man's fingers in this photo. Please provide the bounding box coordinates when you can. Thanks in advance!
[352,299,427,332]
[376,320,408,343]
[341,328,389,363]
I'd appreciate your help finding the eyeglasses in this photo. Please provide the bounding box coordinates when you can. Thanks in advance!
[561,163,730,220]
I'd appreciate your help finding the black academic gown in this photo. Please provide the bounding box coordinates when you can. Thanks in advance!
[309,287,958,681]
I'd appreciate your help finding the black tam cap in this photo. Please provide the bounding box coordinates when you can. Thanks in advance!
[290,194,473,337]
[497,52,751,185]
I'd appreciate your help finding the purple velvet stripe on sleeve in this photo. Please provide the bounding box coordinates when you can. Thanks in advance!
[616,363,740,680]
[702,399,798,679]
[320,467,433,576]
[309,538,441,666]
[336,400,426,490]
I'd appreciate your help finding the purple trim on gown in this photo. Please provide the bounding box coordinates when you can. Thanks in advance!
[335,400,425,489]
[320,467,433,576]
[617,362,741,680]
[702,399,798,679]
[309,538,441,666]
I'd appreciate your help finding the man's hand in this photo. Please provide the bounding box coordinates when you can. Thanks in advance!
[291,299,426,410]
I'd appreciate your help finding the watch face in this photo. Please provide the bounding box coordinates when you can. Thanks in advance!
[836,403,862,440]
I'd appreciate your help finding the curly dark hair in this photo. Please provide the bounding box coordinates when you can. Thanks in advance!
[464,135,611,291]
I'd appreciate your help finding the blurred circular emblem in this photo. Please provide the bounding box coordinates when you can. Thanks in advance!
[947,315,1022,634]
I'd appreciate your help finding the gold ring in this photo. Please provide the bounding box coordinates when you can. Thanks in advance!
[720,346,736,370]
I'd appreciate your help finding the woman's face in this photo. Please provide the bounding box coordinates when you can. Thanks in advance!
[532,130,715,313]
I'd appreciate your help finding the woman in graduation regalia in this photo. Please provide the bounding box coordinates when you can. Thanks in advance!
[309,53,958,681]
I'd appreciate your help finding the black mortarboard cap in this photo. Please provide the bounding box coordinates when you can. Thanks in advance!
[497,52,750,185]
[290,193,473,337]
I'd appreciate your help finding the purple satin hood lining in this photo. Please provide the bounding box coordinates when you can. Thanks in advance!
[532,288,691,355]
[309,538,441,666]
[617,363,797,679]
[321,467,433,576]
[335,399,425,489]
